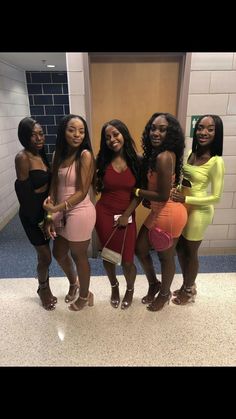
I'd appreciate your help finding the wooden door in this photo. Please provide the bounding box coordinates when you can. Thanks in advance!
[89,53,181,233]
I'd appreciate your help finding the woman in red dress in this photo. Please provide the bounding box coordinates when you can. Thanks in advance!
[96,120,141,309]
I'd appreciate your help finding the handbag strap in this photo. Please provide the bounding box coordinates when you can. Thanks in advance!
[104,225,128,255]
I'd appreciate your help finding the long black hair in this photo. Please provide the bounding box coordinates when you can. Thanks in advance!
[18,117,49,168]
[51,114,96,200]
[192,114,223,156]
[96,119,141,192]
[141,112,185,187]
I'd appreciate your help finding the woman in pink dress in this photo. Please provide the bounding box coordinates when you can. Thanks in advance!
[43,114,96,311]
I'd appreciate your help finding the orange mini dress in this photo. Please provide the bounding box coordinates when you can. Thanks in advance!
[144,170,187,238]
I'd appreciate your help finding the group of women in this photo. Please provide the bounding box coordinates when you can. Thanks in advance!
[14,112,225,312]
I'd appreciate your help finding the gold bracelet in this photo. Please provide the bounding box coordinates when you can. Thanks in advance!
[135,188,140,197]
[45,213,52,221]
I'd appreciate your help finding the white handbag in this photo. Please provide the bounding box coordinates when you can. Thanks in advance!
[101,226,128,265]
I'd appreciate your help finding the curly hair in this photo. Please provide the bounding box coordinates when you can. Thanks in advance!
[141,113,185,187]
[96,119,141,193]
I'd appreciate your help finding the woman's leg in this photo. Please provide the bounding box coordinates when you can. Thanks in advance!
[52,235,79,301]
[135,225,161,303]
[121,261,137,309]
[102,260,120,308]
[35,243,56,310]
[173,238,201,305]
[147,238,178,312]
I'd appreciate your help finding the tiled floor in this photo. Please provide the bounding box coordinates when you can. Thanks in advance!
[1,273,235,366]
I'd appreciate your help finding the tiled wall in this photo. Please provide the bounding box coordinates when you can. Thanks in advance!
[26,71,70,162]
[0,60,29,229]
[186,52,236,252]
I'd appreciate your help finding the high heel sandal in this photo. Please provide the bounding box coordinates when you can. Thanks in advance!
[173,283,197,297]
[172,286,196,305]
[68,291,94,311]
[110,282,120,308]
[121,288,134,310]
[37,278,57,311]
[147,291,172,312]
[141,280,161,304]
[64,280,80,303]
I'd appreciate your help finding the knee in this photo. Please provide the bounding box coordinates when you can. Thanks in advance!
[38,254,52,267]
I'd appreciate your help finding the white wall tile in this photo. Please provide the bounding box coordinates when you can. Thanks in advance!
[228,224,236,239]
[66,53,83,71]
[189,71,211,93]
[187,94,228,116]
[213,209,236,224]
[209,239,236,247]
[215,192,233,208]
[67,71,85,95]
[210,71,236,93]
[223,137,236,155]
[223,156,236,174]
[191,53,234,70]
[204,224,228,239]
[221,116,236,135]
[69,95,86,117]
[224,175,236,192]
[232,192,236,208]
[227,94,236,114]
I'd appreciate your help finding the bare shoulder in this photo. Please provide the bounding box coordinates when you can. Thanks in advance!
[15,150,29,179]
[81,149,93,162]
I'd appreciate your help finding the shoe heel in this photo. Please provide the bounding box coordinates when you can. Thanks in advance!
[88,291,94,307]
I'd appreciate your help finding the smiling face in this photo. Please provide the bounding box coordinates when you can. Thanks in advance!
[30,123,45,152]
[65,117,85,149]
[149,115,168,148]
[105,124,124,152]
[196,116,215,148]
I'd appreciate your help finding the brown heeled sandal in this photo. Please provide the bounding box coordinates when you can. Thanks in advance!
[141,280,161,304]
[173,283,197,297]
[64,280,80,303]
[172,286,196,305]
[37,279,56,311]
[110,282,120,308]
[121,288,134,310]
[68,291,94,311]
[147,291,172,312]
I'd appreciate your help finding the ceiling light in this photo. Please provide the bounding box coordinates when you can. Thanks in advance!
[47,64,55,68]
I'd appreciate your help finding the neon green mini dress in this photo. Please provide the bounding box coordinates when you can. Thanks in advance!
[180,153,225,241]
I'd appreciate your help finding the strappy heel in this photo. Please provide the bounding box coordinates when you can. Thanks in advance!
[110,281,120,308]
[172,286,196,305]
[173,283,197,297]
[68,291,94,311]
[141,280,161,304]
[121,288,134,310]
[37,278,57,311]
[147,291,172,312]
[64,280,80,303]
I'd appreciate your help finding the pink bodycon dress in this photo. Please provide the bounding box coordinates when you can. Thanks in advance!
[53,158,96,242]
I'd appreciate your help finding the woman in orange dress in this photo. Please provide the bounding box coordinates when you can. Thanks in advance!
[135,113,187,311]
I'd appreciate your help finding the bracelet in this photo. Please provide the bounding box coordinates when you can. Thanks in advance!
[135,188,140,197]
[45,213,52,221]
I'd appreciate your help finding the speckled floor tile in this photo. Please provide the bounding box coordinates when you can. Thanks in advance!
[0,273,235,366]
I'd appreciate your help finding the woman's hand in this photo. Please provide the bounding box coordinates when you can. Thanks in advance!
[142,199,151,209]
[44,219,57,240]
[114,215,129,227]
[170,188,185,203]
[43,196,57,213]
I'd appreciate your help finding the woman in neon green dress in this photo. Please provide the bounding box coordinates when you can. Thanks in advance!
[170,115,225,304]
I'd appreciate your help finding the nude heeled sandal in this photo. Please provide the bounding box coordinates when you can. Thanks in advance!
[64,280,80,303]
[68,291,94,311]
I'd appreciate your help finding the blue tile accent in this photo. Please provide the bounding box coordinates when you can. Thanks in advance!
[31,72,51,83]
[63,84,68,94]
[52,73,68,83]
[47,125,58,135]
[45,135,57,144]
[54,95,69,105]
[27,84,42,94]
[34,95,53,105]
[45,105,64,115]
[36,115,55,125]
[30,105,45,115]
[43,84,62,94]
[55,115,65,125]
[29,95,34,105]
[64,105,69,114]
[26,72,31,83]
